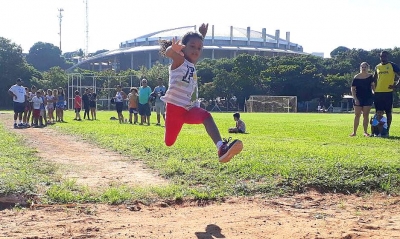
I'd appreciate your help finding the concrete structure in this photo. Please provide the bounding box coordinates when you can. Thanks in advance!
[311,52,324,58]
[67,25,305,72]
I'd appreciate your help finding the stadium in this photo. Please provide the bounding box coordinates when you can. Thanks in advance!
[67,25,305,72]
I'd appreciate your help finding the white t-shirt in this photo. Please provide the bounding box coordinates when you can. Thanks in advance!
[161,59,198,109]
[154,85,166,103]
[32,96,43,110]
[379,116,388,129]
[9,84,26,103]
[115,91,124,102]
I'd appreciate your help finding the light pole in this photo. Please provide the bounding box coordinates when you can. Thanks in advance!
[58,8,64,52]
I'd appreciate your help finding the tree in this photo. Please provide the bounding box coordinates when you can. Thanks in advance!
[330,46,351,58]
[30,66,68,90]
[0,37,40,108]
[26,42,67,71]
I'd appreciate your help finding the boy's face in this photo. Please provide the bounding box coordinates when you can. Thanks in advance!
[377,111,384,116]
[183,37,203,63]
[233,116,238,121]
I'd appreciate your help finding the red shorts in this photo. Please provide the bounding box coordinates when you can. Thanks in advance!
[32,109,40,119]
[164,103,211,146]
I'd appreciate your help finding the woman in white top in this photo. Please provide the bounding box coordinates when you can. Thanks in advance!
[113,85,127,124]
[46,89,55,124]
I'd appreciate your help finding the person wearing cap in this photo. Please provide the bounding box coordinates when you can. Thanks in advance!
[8,78,27,128]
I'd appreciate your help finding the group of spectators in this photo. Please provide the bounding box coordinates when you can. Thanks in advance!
[111,78,166,126]
[350,51,400,137]
[8,79,98,128]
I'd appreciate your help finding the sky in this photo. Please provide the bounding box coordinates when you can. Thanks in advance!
[1,0,399,58]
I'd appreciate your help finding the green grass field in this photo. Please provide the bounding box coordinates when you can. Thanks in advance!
[2,111,400,204]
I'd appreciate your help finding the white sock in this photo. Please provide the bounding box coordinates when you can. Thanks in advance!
[216,140,223,149]
[14,120,17,124]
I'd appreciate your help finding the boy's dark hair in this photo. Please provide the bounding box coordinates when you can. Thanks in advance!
[233,112,240,119]
[159,31,204,57]
[74,90,80,95]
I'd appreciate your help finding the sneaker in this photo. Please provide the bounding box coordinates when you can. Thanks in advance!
[18,123,24,128]
[218,137,243,163]
[13,123,18,129]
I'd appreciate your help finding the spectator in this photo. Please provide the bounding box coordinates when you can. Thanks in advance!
[113,85,127,123]
[153,78,166,126]
[229,112,246,133]
[350,62,375,137]
[373,51,400,136]
[370,110,388,137]
[8,78,26,128]
[138,79,152,125]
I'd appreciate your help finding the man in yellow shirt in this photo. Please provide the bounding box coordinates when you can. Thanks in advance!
[373,51,400,135]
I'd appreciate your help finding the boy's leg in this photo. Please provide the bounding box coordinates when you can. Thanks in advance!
[164,103,184,146]
[186,107,243,163]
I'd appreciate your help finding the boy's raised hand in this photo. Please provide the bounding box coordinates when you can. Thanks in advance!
[171,37,185,56]
[199,23,208,38]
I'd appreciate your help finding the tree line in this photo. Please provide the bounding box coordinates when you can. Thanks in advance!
[1,36,400,110]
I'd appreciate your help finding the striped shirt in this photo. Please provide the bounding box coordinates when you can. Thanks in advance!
[161,59,198,109]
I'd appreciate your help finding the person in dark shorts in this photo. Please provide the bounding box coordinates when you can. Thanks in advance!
[113,85,127,123]
[82,88,91,120]
[138,79,152,125]
[8,78,26,128]
[349,62,375,137]
[373,51,400,136]
[89,88,97,120]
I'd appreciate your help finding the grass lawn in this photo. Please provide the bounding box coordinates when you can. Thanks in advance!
[0,121,55,197]
[51,111,400,196]
[2,110,400,204]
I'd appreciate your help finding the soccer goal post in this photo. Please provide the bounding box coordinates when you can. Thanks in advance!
[245,95,297,113]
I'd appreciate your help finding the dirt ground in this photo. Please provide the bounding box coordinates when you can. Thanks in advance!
[1,113,400,239]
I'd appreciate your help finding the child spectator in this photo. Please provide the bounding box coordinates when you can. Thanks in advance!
[229,112,246,133]
[370,110,388,137]
[56,87,65,122]
[31,91,43,127]
[74,90,82,121]
[38,89,47,127]
[46,89,55,124]
[159,23,243,163]
[128,87,139,124]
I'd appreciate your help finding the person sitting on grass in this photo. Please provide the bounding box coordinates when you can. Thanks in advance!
[370,110,388,137]
[229,112,246,133]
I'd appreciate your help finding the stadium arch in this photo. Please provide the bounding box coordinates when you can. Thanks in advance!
[67,25,306,72]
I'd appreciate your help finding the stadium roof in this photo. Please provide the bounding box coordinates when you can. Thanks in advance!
[122,25,283,45]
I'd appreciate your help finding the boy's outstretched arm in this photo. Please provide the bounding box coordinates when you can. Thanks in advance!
[166,38,185,69]
[199,23,208,38]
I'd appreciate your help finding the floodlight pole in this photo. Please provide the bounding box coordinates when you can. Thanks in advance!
[58,8,64,52]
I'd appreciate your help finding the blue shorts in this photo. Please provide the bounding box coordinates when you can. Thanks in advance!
[138,103,151,116]
[56,102,64,109]
[13,102,25,113]
[115,102,124,113]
